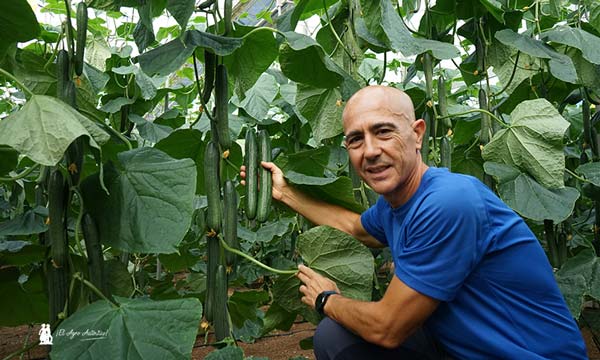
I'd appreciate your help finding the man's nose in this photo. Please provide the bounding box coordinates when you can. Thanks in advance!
[363,135,381,159]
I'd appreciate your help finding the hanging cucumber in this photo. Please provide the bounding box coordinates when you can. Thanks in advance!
[205,236,220,322]
[479,88,491,145]
[47,169,69,322]
[440,136,452,169]
[256,130,272,222]
[66,136,84,185]
[437,75,452,130]
[202,51,216,105]
[213,264,231,341]
[48,170,68,268]
[244,128,258,220]
[215,64,231,150]
[74,2,88,76]
[223,180,239,269]
[56,49,70,102]
[204,141,221,233]
[224,0,233,36]
[82,213,107,301]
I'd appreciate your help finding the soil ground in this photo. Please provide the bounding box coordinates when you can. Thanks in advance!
[0,322,598,359]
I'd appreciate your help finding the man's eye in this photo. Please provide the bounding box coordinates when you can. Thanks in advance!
[377,129,392,136]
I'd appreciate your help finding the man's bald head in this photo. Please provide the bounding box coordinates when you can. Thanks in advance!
[342,86,416,129]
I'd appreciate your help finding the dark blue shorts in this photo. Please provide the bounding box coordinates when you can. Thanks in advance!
[313,317,448,360]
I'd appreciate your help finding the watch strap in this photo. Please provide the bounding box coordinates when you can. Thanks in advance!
[315,290,339,317]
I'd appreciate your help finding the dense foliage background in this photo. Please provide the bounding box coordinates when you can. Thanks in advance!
[1,0,599,358]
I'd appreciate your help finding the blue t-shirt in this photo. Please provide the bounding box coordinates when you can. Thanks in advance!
[361,167,587,359]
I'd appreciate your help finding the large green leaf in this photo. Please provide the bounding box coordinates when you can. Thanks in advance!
[576,162,600,187]
[0,240,45,266]
[272,226,373,319]
[184,30,244,55]
[129,114,172,143]
[482,98,570,189]
[484,162,579,222]
[224,27,278,100]
[237,73,279,121]
[555,249,600,318]
[0,0,40,58]
[81,147,196,254]
[138,30,244,77]
[0,95,109,166]
[295,85,344,144]
[0,210,47,236]
[167,0,194,30]
[50,297,202,359]
[495,29,578,84]
[138,38,195,77]
[359,0,459,59]
[279,32,344,88]
[542,26,600,65]
[0,147,18,176]
[285,171,365,214]
[154,129,205,194]
[0,268,47,326]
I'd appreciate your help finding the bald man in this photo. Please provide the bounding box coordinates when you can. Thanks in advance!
[243,86,586,359]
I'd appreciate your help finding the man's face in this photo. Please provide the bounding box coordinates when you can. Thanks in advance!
[343,105,423,199]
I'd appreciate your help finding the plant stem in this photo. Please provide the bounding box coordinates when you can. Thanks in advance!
[565,168,591,183]
[0,164,40,182]
[491,51,521,97]
[378,52,387,85]
[218,235,297,275]
[192,55,215,125]
[322,0,355,61]
[0,68,34,98]
[438,109,508,128]
[74,272,119,307]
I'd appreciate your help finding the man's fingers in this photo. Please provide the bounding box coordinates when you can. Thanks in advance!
[240,180,246,186]
[298,264,317,277]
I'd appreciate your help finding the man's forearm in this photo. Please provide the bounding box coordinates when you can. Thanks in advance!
[279,185,382,248]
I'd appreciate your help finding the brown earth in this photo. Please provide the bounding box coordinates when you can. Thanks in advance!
[0,322,597,359]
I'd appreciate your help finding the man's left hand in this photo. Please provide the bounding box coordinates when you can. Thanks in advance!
[297,264,340,309]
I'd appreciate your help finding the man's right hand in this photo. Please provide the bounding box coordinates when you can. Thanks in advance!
[240,161,288,202]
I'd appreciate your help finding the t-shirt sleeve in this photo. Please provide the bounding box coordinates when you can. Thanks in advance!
[394,187,488,302]
[360,196,388,246]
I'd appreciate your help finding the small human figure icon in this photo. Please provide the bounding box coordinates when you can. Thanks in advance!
[39,323,53,345]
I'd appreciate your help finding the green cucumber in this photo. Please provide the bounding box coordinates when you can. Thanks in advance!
[423,53,434,100]
[75,2,88,76]
[440,136,452,169]
[479,88,490,145]
[437,75,452,130]
[66,136,84,185]
[48,169,68,268]
[215,64,231,150]
[202,50,215,105]
[224,0,233,36]
[205,236,220,322]
[256,130,272,222]
[47,169,69,322]
[56,49,70,102]
[213,264,230,341]
[82,213,107,300]
[223,180,239,268]
[244,128,258,220]
[204,141,221,233]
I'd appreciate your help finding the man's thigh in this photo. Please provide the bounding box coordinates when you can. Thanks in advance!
[313,317,446,360]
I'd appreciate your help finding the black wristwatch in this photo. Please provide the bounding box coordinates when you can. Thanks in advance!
[315,290,339,317]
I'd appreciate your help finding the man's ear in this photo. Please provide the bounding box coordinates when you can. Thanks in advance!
[412,119,427,150]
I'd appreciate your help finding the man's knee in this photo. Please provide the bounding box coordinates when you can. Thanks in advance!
[313,317,358,360]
